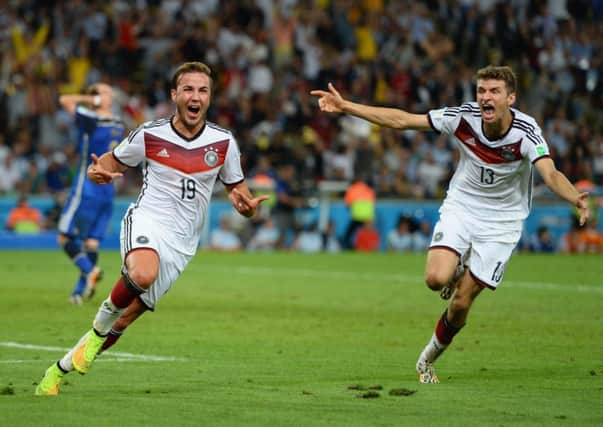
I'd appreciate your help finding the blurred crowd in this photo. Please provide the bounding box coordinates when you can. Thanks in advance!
[0,0,602,251]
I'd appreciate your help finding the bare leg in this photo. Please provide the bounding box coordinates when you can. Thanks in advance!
[416,272,483,383]
[424,248,459,292]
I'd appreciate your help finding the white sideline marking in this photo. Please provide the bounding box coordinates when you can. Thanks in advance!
[0,342,184,362]
[194,264,603,294]
[0,358,145,364]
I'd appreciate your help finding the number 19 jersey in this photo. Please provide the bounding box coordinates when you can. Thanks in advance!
[428,102,551,223]
[113,118,244,256]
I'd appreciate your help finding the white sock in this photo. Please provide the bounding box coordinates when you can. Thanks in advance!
[58,330,91,372]
[419,333,448,364]
[92,297,125,336]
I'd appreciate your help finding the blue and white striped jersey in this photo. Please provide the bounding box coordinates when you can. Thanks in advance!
[72,105,126,200]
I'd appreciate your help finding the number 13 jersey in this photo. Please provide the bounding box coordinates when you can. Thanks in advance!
[428,102,551,222]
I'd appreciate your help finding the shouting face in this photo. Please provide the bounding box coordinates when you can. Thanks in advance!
[476,78,515,128]
[171,72,211,136]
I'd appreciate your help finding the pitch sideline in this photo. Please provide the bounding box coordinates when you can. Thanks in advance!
[193,264,603,294]
[0,341,184,362]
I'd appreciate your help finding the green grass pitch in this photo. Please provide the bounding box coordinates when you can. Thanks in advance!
[0,250,601,426]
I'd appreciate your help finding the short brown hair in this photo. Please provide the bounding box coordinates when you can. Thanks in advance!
[171,61,213,89]
[475,65,517,94]
[85,83,100,95]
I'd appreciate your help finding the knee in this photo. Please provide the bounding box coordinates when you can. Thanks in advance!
[126,268,157,289]
[83,239,99,251]
[424,270,448,291]
[57,234,67,247]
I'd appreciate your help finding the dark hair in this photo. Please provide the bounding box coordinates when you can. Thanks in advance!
[85,83,100,96]
[171,61,213,89]
[475,65,517,94]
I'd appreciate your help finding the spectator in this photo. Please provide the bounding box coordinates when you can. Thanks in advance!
[529,225,557,253]
[291,223,323,253]
[272,163,305,248]
[342,176,376,249]
[387,215,414,252]
[560,216,603,254]
[321,221,342,253]
[6,195,42,234]
[354,220,381,252]
[209,215,243,252]
[247,217,280,252]
[412,220,431,252]
[45,152,71,194]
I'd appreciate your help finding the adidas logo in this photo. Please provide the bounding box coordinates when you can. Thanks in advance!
[157,148,170,158]
[465,137,476,146]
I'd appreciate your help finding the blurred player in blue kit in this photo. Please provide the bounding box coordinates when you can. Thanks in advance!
[57,83,126,304]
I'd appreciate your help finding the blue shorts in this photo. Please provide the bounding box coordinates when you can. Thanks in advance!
[58,193,113,241]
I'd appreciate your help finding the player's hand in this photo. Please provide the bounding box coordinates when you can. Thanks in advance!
[229,188,270,218]
[575,192,590,226]
[87,153,123,184]
[310,83,345,113]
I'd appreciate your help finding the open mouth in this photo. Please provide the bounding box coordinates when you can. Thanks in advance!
[187,105,201,118]
[481,104,495,120]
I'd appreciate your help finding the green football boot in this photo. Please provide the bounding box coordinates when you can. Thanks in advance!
[72,329,107,374]
[35,363,65,396]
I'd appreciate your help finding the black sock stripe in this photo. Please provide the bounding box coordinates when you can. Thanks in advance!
[109,328,123,337]
[56,360,68,374]
[121,267,146,294]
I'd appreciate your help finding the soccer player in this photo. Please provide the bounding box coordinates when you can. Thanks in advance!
[310,65,590,383]
[35,61,269,396]
[57,83,126,304]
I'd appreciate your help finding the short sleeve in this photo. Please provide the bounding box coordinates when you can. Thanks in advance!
[113,125,146,167]
[219,136,245,184]
[428,106,462,135]
[521,124,551,163]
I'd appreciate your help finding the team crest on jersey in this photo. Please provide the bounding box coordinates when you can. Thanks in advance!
[434,232,443,242]
[501,146,516,161]
[204,149,218,167]
[136,235,149,244]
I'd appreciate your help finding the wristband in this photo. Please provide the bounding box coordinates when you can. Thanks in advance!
[93,95,101,107]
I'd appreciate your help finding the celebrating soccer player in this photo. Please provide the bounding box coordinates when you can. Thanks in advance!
[35,62,269,395]
[311,65,590,383]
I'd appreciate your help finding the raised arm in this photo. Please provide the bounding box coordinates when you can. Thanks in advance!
[59,83,112,116]
[224,181,270,218]
[59,93,101,116]
[535,157,590,225]
[310,83,431,130]
[87,153,128,185]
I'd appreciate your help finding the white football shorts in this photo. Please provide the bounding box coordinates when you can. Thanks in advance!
[429,206,523,289]
[120,205,193,310]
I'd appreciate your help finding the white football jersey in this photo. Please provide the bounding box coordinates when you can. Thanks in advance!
[428,102,550,222]
[113,118,244,255]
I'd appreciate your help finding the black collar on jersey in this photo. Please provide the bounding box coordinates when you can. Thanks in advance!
[170,115,207,142]
[481,109,515,142]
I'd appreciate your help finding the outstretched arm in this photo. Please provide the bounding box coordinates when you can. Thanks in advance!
[225,181,270,218]
[535,158,590,226]
[87,153,127,185]
[310,83,431,130]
